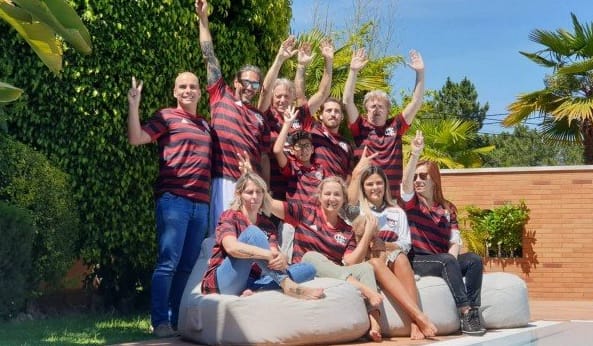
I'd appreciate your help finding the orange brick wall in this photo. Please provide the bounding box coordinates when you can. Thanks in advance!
[441,165,593,300]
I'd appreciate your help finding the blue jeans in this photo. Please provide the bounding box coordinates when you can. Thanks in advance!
[216,226,316,295]
[411,252,483,308]
[151,192,209,328]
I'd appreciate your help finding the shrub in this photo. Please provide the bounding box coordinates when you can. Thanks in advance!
[0,135,80,291]
[0,201,35,320]
[461,201,530,258]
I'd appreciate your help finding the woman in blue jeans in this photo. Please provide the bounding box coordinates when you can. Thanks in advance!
[201,172,324,300]
[401,131,486,336]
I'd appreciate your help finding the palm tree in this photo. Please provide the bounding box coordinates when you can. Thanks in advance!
[503,13,593,164]
[405,117,494,169]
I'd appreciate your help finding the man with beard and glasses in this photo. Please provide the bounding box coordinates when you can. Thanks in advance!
[196,0,271,236]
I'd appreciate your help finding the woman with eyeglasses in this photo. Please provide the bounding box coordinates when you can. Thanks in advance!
[401,131,486,336]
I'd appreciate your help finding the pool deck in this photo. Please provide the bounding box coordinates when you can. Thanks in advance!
[118,299,593,346]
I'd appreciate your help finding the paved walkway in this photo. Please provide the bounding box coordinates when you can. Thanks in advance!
[118,299,593,346]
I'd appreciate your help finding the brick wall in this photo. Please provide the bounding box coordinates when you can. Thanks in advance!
[441,165,593,300]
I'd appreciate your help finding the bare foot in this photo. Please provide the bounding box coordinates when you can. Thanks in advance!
[240,289,254,297]
[282,280,325,300]
[414,312,437,339]
[368,310,382,342]
[359,286,383,308]
[410,322,425,340]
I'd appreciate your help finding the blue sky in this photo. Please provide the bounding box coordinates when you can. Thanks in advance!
[290,0,593,134]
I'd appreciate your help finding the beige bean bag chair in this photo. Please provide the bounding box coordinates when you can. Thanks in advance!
[177,237,370,345]
[379,272,530,336]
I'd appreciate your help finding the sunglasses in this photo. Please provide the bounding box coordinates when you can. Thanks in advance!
[239,79,261,90]
[413,172,429,181]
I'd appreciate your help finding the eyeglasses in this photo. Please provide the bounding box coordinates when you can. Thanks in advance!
[293,143,313,151]
[239,79,261,90]
[413,172,429,181]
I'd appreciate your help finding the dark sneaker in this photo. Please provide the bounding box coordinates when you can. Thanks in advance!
[460,309,486,336]
[152,323,179,338]
[471,307,487,332]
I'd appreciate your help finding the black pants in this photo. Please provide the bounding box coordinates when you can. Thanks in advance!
[411,252,483,308]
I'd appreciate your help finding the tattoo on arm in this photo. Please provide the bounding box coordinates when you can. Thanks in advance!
[200,41,222,84]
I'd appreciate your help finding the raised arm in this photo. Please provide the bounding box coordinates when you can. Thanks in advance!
[343,48,368,125]
[402,50,425,124]
[127,77,152,146]
[273,105,298,169]
[294,41,313,107]
[258,36,297,112]
[402,130,424,195]
[307,38,334,114]
[195,0,221,86]
[347,146,378,204]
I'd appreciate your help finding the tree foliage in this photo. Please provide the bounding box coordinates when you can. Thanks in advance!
[504,13,593,164]
[1,0,291,307]
[432,77,489,131]
[480,125,582,167]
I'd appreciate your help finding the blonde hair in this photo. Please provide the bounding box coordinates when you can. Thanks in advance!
[363,90,391,110]
[229,172,272,216]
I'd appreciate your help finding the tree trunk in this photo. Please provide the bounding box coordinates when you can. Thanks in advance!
[582,118,593,164]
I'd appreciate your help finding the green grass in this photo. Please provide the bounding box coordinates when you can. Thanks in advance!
[0,313,155,345]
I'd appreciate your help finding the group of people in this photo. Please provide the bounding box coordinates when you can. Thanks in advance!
[127,0,486,341]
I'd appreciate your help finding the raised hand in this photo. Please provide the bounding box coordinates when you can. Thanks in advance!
[350,47,368,72]
[283,105,298,123]
[364,214,378,236]
[128,76,143,106]
[352,146,379,177]
[297,41,314,66]
[237,150,253,175]
[278,35,298,61]
[407,49,424,72]
[320,38,334,60]
[411,130,424,155]
[195,0,208,19]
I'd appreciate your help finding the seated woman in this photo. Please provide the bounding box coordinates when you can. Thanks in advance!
[200,172,324,300]
[266,175,384,342]
[401,131,486,336]
[349,162,437,340]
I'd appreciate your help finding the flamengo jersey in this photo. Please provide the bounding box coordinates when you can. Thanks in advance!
[201,209,278,294]
[283,202,356,265]
[142,107,211,203]
[350,114,409,197]
[403,194,458,256]
[310,124,353,180]
[208,78,271,180]
[280,158,328,208]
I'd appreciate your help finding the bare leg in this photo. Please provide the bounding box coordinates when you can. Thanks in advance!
[345,275,383,308]
[279,278,325,300]
[369,257,437,339]
[368,309,382,342]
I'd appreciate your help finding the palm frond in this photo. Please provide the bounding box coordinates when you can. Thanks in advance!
[519,51,557,68]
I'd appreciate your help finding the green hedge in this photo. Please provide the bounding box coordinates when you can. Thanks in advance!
[0,201,35,320]
[0,135,80,291]
[0,0,291,307]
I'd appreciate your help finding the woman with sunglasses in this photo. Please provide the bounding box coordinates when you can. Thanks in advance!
[401,131,486,336]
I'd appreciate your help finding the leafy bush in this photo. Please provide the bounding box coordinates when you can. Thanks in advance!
[0,201,35,320]
[0,0,291,307]
[461,201,530,258]
[0,135,80,291]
